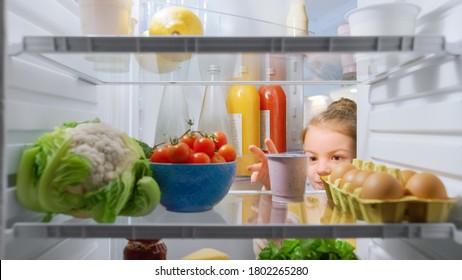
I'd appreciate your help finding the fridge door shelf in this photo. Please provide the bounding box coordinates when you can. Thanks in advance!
[9,35,449,85]
[10,191,461,242]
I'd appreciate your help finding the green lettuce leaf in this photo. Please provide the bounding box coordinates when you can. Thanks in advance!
[119,160,161,217]
[258,238,358,260]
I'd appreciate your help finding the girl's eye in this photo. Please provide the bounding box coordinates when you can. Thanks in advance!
[308,156,318,163]
[332,155,344,161]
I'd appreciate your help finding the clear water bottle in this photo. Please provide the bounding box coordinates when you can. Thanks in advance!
[198,65,231,137]
[154,67,190,145]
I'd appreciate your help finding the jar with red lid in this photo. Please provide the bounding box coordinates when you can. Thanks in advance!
[123,239,167,260]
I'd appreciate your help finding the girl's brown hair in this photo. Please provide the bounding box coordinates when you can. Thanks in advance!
[302,97,357,141]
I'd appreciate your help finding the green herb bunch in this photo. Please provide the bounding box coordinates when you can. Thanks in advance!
[258,239,358,260]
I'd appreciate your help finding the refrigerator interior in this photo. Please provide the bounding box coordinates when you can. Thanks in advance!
[1,0,462,260]
[355,0,462,259]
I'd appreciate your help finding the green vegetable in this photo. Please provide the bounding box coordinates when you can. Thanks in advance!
[258,239,358,260]
[135,139,153,159]
[16,119,161,223]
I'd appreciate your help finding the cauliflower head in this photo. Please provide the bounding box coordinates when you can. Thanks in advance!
[16,120,161,223]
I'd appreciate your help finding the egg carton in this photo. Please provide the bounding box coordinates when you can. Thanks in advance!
[405,197,457,223]
[320,199,356,225]
[353,195,411,223]
[346,189,363,221]
[322,178,349,210]
[322,174,456,223]
[322,178,335,202]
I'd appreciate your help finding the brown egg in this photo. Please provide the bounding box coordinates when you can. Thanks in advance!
[340,168,361,189]
[348,170,373,193]
[330,162,357,183]
[405,172,448,199]
[360,172,405,200]
[401,170,417,185]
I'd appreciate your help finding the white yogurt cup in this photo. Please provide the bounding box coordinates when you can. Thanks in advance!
[346,3,421,36]
[78,0,134,35]
[267,153,309,203]
[346,3,421,79]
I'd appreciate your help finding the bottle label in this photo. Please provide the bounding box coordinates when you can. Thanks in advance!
[260,110,270,150]
[228,113,243,156]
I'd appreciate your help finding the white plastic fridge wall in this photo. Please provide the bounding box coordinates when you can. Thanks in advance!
[1,0,114,259]
[355,0,462,260]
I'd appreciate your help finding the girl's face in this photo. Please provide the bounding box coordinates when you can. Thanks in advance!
[303,124,356,190]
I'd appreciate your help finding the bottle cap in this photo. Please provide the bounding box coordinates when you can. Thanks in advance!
[207,64,221,74]
[239,66,249,75]
[266,67,276,76]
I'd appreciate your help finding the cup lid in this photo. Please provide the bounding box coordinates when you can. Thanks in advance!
[267,152,309,158]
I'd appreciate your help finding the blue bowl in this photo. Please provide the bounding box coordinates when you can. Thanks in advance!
[150,162,236,212]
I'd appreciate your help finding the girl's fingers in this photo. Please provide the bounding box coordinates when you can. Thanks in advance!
[248,140,277,188]
[250,171,259,185]
[264,138,278,154]
[249,144,267,162]
[247,163,262,172]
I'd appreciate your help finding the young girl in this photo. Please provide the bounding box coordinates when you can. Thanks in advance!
[249,98,357,258]
[247,98,357,190]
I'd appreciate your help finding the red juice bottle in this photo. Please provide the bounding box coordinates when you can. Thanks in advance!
[259,68,287,153]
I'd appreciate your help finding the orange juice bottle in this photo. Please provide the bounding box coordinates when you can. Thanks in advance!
[227,66,260,176]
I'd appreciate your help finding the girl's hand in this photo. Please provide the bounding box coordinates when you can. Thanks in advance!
[247,138,278,189]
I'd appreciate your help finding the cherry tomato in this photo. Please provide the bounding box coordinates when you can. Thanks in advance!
[180,133,198,150]
[218,144,237,162]
[167,142,191,163]
[193,137,215,157]
[212,131,228,150]
[189,152,211,164]
[211,153,226,163]
[150,146,171,163]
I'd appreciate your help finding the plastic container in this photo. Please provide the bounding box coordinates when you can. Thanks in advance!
[347,3,421,78]
[259,68,287,153]
[226,66,260,176]
[267,153,309,203]
[79,0,134,72]
[286,0,308,36]
[346,3,421,36]
[198,65,231,137]
[78,0,134,35]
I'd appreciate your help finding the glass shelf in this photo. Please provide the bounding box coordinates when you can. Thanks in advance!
[9,35,461,242]
[12,190,459,240]
[10,35,448,85]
